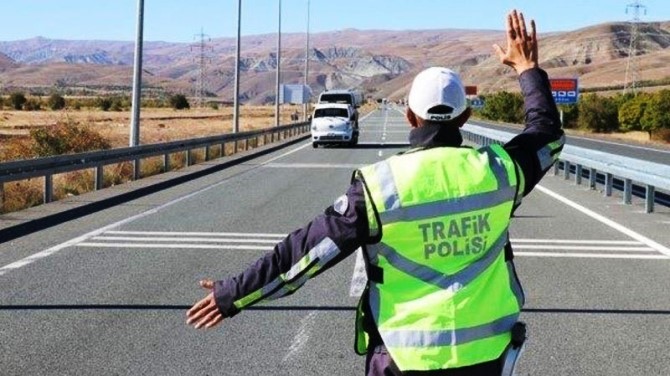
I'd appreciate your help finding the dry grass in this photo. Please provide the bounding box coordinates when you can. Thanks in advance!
[0,104,307,151]
[0,104,309,214]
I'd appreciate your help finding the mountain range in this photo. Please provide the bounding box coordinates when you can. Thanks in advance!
[0,21,669,104]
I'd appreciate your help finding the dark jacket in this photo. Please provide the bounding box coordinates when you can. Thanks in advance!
[213,68,564,375]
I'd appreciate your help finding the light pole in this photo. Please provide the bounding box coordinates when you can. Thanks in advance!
[130,0,144,148]
[129,0,144,181]
[233,0,241,133]
[275,0,282,127]
[303,0,310,121]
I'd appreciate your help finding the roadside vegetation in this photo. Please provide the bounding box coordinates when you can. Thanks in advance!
[0,93,309,214]
[475,90,670,143]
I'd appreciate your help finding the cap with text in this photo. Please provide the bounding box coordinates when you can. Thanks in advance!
[408,67,467,122]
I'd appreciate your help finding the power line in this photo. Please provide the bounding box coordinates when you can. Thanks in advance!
[624,0,648,95]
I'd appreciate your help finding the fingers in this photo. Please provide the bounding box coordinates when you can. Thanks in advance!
[186,294,211,319]
[518,12,528,40]
[531,19,537,42]
[506,12,515,41]
[200,279,214,290]
[512,9,524,39]
[186,294,221,328]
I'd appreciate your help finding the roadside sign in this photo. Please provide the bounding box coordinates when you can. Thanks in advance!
[470,98,485,109]
[465,85,478,96]
[550,78,579,104]
[279,84,312,104]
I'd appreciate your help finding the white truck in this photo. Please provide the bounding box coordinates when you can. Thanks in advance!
[310,103,359,148]
[317,89,361,128]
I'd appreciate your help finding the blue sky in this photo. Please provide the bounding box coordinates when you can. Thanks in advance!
[1,0,668,42]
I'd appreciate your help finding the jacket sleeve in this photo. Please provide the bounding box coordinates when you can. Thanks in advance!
[213,180,370,318]
[504,68,565,196]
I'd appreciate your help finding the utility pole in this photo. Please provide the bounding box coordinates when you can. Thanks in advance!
[623,0,647,95]
[192,28,211,108]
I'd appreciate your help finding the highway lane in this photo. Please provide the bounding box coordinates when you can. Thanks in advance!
[1,107,669,375]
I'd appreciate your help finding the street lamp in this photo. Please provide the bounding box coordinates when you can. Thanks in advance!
[275,0,282,127]
[233,0,241,133]
[303,0,310,121]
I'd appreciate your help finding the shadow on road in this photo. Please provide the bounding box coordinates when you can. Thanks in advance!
[2,305,670,316]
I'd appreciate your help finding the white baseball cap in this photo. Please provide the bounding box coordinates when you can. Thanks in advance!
[408,67,467,122]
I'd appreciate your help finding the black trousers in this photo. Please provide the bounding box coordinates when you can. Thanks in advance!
[365,344,503,376]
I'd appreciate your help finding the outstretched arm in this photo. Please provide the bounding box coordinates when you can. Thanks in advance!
[186,181,371,330]
[494,10,564,196]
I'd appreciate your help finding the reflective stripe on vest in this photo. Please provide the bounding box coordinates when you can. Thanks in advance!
[356,145,522,371]
[234,237,341,309]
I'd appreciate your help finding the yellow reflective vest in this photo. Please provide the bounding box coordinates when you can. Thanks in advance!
[354,144,525,371]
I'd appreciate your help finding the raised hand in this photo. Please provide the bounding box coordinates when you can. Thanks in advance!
[493,9,539,75]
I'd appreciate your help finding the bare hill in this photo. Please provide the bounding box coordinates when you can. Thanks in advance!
[0,21,668,103]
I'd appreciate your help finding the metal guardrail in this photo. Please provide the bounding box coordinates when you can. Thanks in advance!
[462,123,670,213]
[0,122,310,207]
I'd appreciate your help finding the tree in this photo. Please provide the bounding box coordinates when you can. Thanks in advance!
[618,93,650,132]
[9,92,27,110]
[577,93,619,133]
[47,93,66,110]
[640,90,670,138]
[479,91,524,124]
[169,94,190,110]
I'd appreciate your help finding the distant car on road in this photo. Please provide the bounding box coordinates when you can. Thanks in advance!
[310,103,359,148]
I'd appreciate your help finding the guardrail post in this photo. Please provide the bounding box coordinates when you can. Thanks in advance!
[44,174,54,203]
[589,168,597,190]
[133,159,140,180]
[604,173,613,197]
[0,183,4,212]
[205,146,211,161]
[95,165,104,190]
[245,138,249,150]
[164,153,170,172]
[186,150,192,166]
[645,185,655,213]
[623,179,633,204]
[575,165,583,185]
[563,161,570,180]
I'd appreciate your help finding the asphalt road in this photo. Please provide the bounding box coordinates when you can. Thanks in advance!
[1,107,669,375]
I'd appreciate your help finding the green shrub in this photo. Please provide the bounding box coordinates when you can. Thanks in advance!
[9,92,27,110]
[640,90,670,138]
[577,93,619,133]
[169,94,190,110]
[479,91,524,124]
[47,93,66,110]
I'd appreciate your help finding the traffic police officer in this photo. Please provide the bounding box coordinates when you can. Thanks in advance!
[187,9,564,375]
